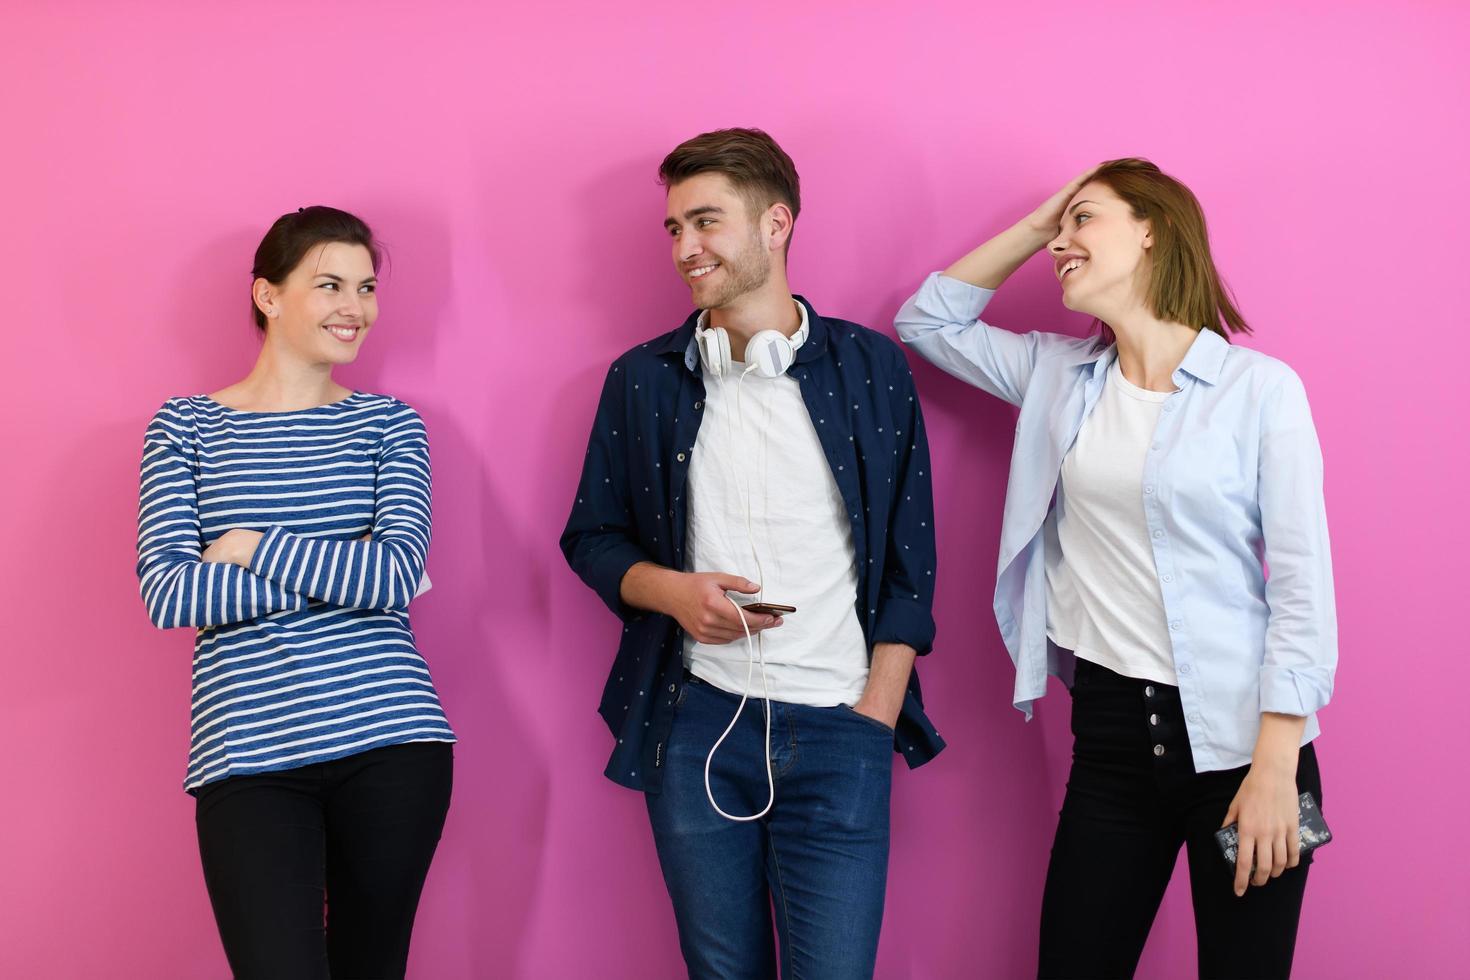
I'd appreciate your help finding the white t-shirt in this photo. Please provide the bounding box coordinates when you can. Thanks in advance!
[683,310,869,706]
[1046,359,1178,685]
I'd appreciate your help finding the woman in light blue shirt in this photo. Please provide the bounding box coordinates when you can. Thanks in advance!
[896,159,1335,979]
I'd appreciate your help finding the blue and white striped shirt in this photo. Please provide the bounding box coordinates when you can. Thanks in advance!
[136,392,456,792]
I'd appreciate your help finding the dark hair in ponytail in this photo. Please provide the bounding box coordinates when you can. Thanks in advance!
[250,206,380,331]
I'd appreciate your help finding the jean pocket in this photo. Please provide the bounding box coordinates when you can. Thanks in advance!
[839,704,896,736]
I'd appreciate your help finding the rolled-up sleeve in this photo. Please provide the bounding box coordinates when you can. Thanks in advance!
[872,347,938,655]
[896,272,1046,406]
[1256,368,1337,716]
[560,360,654,622]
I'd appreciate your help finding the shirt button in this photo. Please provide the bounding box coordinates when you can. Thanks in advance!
[1144,486,1154,494]
[1151,442,1161,451]
[1153,744,1166,757]
[1153,530,1164,539]
[1164,403,1175,412]
[676,452,686,462]
[668,684,676,693]
[1189,713,1201,723]
[694,401,703,410]
[1149,713,1159,726]
[1169,620,1181,630]
[1161,574,1174,583]
[1178,663,1192,675]
[1144,685,1156,697]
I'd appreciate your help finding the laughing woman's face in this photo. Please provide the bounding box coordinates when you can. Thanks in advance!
[1048,182,1154,319]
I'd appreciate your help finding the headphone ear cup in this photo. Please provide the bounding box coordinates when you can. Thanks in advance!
[747,329,796,379]
[717,329,732,377]
[697,326,732,377]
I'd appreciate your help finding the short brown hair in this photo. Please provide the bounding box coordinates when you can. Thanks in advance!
[658,128,801,229]
[1087,158,1249,344]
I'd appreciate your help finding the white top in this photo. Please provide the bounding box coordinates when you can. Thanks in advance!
[1046,359,1178,685]
[897,273,1337,773]
[683,307,870,706]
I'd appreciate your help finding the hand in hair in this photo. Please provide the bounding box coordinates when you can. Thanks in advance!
[940,167,1097,290]
[1025,169,1099,237]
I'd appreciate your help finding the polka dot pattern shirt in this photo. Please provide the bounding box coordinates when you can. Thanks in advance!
[560,297,944,792]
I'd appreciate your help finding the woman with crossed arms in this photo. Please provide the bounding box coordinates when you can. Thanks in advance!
[136,206,455,979]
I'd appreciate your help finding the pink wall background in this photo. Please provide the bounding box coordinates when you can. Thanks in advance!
[2,1,1466,976]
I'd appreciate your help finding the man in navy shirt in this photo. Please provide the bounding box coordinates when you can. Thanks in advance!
[561,128,943,978]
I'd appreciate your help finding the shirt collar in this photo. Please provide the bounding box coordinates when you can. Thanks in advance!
[1068,326,1229,386]
[656,295,829,373]
[1174,327,1229,385]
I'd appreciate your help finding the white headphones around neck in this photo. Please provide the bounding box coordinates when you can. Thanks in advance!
[695,306,809,379]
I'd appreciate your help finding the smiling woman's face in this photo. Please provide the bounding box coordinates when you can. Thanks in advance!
[1048,181,1154,317]
[254,241,379,365]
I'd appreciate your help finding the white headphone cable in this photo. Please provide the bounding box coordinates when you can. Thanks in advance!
[700,362,776,821]
[702,597,775,821]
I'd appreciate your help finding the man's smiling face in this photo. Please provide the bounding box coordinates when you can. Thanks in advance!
[664,172,773,311]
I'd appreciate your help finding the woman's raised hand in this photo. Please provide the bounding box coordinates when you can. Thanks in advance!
[1025,169,1097,239]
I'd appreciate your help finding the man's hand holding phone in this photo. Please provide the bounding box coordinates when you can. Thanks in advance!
[738,602,796,618]
[621,563,788,645]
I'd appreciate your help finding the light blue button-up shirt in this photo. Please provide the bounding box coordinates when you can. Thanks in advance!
[896,272,1337,771]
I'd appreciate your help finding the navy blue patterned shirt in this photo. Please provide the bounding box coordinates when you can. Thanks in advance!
[561,297,944,792]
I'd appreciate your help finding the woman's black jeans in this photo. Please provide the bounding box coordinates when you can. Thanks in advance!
[195,741,453,980]
[1039,658,1322,980]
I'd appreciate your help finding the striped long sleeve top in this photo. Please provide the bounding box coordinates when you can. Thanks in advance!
[137,392,456,792]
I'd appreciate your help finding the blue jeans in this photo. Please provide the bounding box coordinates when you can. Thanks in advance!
[646,673,893,980]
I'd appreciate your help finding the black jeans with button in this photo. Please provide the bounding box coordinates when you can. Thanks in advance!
[1038,658,1322,980]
